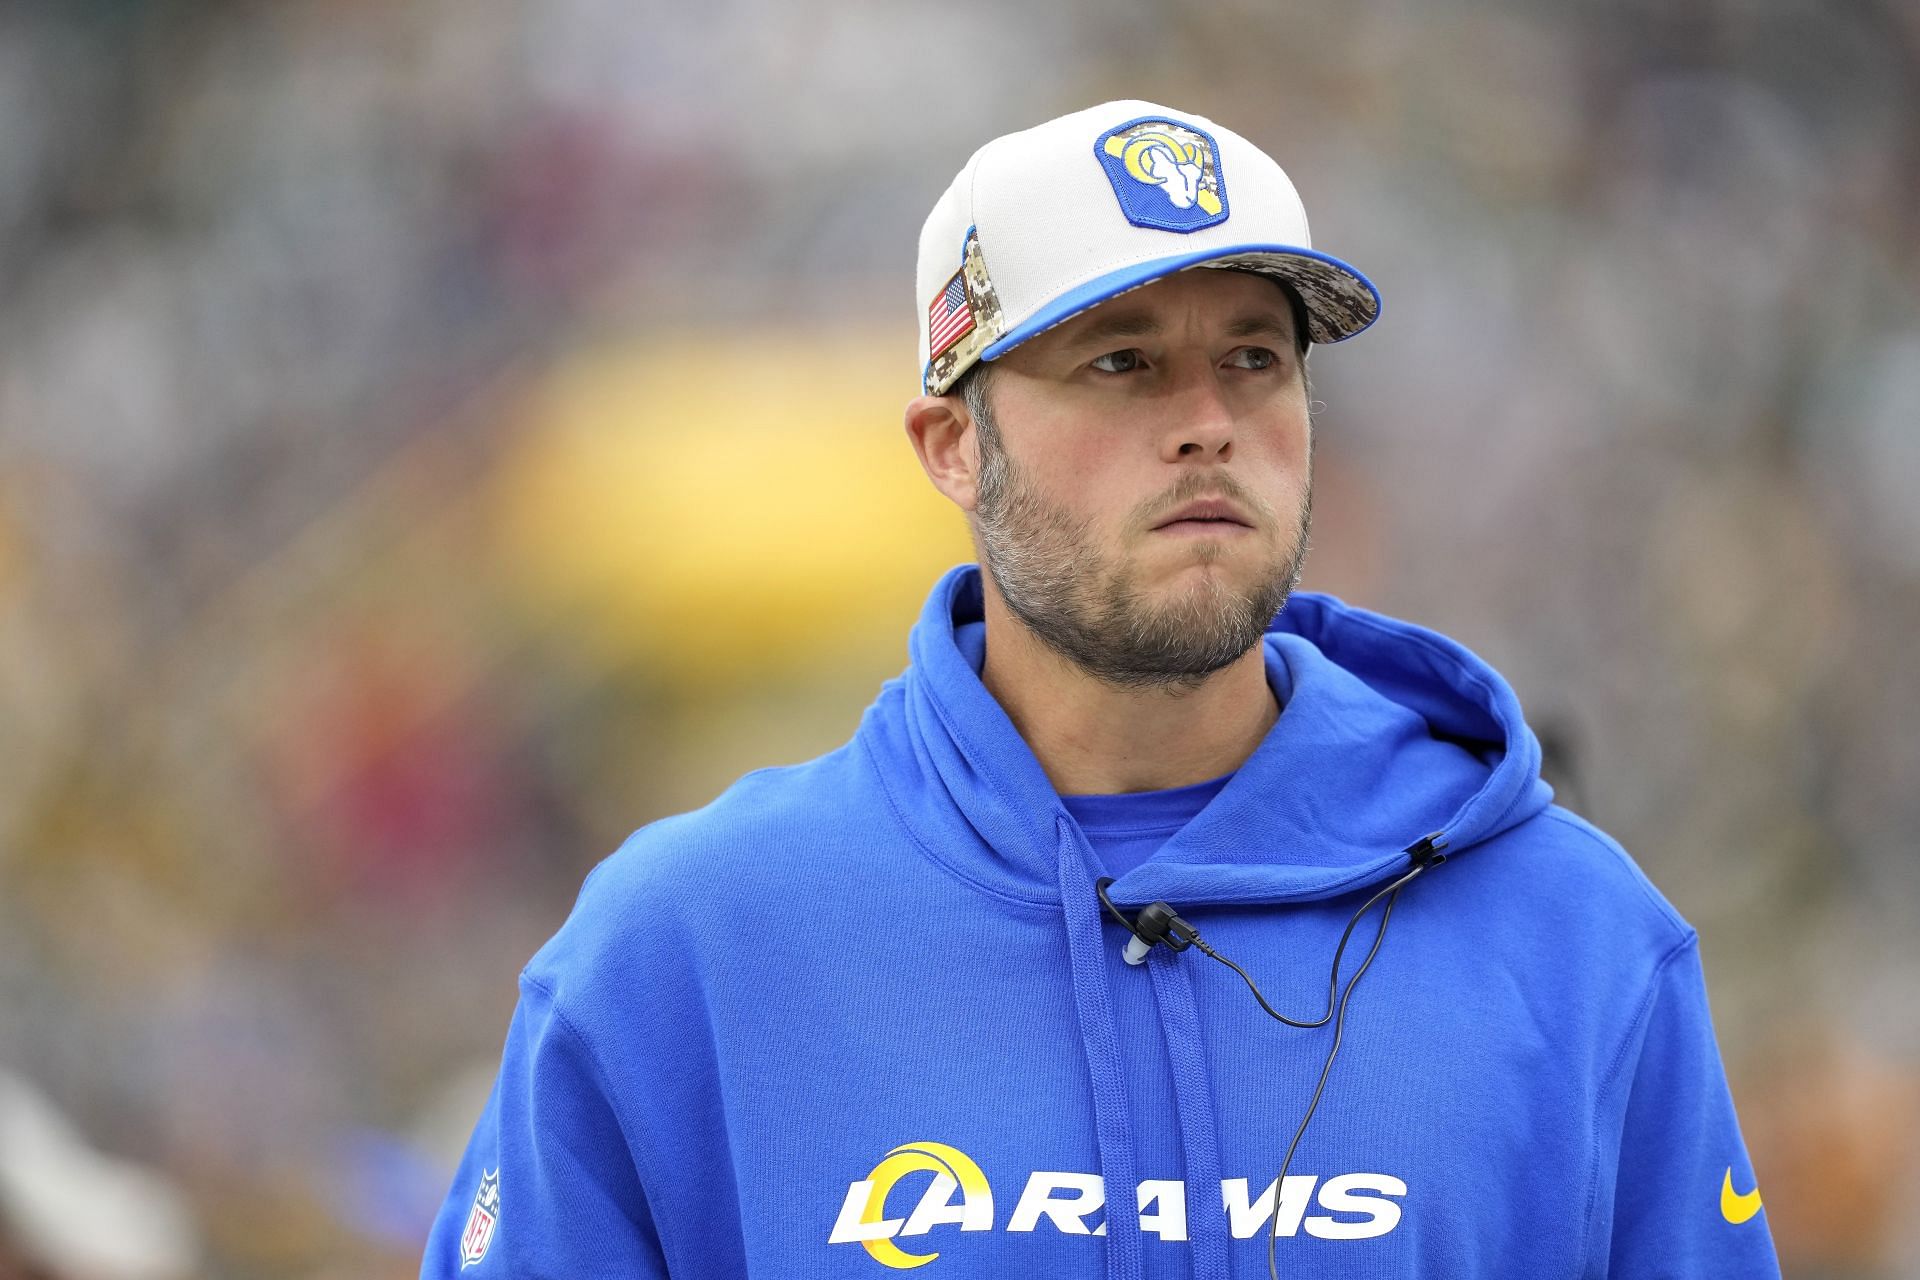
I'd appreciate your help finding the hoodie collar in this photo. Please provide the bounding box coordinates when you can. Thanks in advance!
[869,565,1551,909]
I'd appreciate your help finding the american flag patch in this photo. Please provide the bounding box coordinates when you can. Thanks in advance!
[928,269,975,360]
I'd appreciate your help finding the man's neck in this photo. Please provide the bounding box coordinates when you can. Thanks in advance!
[976,586,1280,796]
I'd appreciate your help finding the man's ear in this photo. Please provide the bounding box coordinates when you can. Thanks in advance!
[904,393,980,514]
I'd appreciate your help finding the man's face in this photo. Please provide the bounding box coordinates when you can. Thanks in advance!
[967,268,1314,689]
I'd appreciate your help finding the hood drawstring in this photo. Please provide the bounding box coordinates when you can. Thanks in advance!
[1058,817,1232,1280]
[1056,818,1144,1279]
[1146,947,1231,1280]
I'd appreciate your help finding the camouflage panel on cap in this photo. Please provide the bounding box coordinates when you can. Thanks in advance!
[926,231,1006,394]
[1198,258,1377,345]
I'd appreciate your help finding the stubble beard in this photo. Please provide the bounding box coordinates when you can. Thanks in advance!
[971,411,1313,692]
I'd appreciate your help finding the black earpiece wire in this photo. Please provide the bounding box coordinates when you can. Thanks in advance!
[1259,865,1418,1280]
[1095,835,1446,1280]
[1191,860,1426,1030]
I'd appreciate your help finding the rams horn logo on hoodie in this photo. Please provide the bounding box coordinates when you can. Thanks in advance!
[828,1141,994,1268]
[829,1142,1409,1267]
[1095,118,1229,233]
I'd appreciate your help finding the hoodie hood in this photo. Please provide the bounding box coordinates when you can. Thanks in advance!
[868,564,1553,911]
[856,566,1557,1280]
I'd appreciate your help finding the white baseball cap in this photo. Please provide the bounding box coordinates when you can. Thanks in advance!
[916,99,1380,395]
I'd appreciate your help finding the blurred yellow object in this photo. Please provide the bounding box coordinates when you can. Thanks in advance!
[491,331,973,686]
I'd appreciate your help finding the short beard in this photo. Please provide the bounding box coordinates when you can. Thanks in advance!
[966,370,1314,692]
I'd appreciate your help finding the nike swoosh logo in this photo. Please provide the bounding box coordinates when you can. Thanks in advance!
[1721,1167,1763,1224]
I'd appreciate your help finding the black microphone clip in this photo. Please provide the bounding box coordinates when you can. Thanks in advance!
[1095,877,1200,966]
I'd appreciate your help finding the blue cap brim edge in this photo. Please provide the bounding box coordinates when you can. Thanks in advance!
[979,244,1381,365]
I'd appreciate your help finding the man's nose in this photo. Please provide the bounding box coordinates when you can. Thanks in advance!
[1161,367,1236,462]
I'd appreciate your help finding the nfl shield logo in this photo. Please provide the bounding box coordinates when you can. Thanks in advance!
[460,1169,501,1268]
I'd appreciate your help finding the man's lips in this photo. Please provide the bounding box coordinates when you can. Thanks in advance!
[1151,498,1255,532]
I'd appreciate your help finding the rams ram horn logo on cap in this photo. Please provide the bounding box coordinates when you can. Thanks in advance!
[1094,117,1228,233]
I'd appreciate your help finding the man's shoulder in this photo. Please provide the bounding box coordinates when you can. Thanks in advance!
[1485,802,1697,956]
[525,740,891,982]
[604,741,881,894]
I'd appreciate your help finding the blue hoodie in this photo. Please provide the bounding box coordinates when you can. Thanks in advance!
[424,566,1779,1278]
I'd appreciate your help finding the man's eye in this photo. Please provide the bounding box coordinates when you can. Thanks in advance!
[1090,349,1145,374]
[1226,347,1278,370]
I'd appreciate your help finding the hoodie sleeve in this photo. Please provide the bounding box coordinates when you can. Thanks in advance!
[420,973,669,1278]
[1590,936,1780,1278]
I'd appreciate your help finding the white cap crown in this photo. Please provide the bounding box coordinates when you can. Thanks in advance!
[915,100,1379,394]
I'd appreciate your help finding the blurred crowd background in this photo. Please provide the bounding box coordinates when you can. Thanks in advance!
[1,0,1916,1275]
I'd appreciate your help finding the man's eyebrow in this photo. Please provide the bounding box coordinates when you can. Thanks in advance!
[1223,314,1298,344]
[1060,311,1298,349]
[1062,312,1161,347]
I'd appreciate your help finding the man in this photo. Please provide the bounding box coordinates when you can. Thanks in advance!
[423,101,1779,1278]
